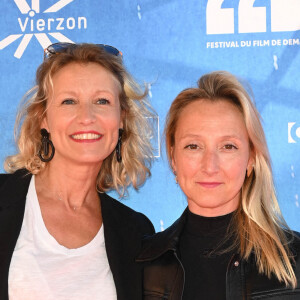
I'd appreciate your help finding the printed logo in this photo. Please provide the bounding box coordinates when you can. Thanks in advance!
[288,122,300,143]
[0,0,87,59]
[206,0,300,34]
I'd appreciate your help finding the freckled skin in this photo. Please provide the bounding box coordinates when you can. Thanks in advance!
[172,99,254,217]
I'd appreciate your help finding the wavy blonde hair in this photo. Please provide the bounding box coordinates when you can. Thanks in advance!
[5,43,155,196]
[165,71,297,288]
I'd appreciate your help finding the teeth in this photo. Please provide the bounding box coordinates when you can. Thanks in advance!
[72,133,102,140]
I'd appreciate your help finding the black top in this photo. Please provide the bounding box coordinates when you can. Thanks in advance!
[139,207,300,300]
[179,209,235,300]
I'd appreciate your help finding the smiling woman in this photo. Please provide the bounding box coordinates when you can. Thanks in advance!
[138,71,300,300]
[0,43,155,300]
[42,62,123,166]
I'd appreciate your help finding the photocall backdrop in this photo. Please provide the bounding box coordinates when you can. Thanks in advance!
[0,0,299,232]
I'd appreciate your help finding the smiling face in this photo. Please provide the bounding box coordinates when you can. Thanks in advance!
[41,62,122,167]
[172,99,253,217]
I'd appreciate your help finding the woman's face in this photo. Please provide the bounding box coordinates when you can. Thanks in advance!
[42,62,122,167]
[172,99,253,217]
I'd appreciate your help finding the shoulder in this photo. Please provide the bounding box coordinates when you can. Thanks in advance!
[290,231,300,276]
[0,169,30,185]
[100,192,150,223]
[100,192,155,236]
[284,230,300,259]
[291,230,300,248]
[0,169,32,207]
[245,231,300,294]
[137,209,187,262]
[0,173,11,187]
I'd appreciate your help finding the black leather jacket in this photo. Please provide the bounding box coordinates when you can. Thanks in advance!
[137,209,300,300]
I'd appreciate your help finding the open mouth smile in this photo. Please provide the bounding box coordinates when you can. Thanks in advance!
[70,132,103,142]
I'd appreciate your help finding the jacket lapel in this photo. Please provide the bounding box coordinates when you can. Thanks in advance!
[0,169,32,300]
[100,193,146,300]
[137,208,187,300]
[137,208,187,262]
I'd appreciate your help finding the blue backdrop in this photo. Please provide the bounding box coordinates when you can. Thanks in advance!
[0,0,299,232]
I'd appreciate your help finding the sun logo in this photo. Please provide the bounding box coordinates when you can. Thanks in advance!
[0,0,87,59]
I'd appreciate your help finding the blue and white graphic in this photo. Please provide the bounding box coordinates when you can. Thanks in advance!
[288,122,300,143]
[0,0,299,231]
[0,0,87,58]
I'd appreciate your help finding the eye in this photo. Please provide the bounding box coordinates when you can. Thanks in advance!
[62,99,75,105]
[223,144,238,150]
[96,98,110,105]
[184,144,199,150]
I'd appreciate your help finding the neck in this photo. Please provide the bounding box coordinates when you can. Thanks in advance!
[187,197,239,217]
[35,159,101,211]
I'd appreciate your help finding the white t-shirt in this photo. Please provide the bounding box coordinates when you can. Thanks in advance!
[8,176,117,300]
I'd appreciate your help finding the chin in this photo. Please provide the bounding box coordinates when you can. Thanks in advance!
[67,154,106,166]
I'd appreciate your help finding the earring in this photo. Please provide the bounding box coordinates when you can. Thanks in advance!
[38,128,55,162]
[116,128,124,163]
[174,171,178,184]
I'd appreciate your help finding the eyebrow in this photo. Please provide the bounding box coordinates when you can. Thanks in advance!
[180,134,244,141]
[219,134,243,140]
[55,89,116,97]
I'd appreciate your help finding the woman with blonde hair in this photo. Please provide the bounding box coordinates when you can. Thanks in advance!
[0,43,155,300]
[137,71,300,299]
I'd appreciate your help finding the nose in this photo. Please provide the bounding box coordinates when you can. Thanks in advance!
[77,103,96,125]
[201,149,219,175]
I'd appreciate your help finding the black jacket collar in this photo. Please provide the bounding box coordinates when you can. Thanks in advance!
[137,208,187,262]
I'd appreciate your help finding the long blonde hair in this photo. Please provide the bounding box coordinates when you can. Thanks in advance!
[165,71,297,288]
[5,43,155,196]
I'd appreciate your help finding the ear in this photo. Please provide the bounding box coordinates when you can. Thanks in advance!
[40,116,49,131]
[119,110,125,130]
[171,146,176,173]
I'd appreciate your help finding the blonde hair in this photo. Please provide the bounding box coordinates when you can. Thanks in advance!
[5,43,155,196]
[165,71,297,288]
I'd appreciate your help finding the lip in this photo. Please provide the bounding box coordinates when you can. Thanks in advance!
[196,182,222,188]
[70,131,103,143]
